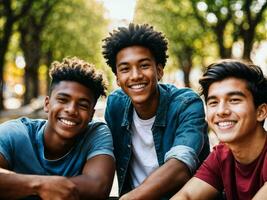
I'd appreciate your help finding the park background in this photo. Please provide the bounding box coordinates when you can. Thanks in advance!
[1,0,267,196]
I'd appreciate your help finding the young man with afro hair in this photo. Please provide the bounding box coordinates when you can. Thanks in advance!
[0,57,115,200]
[102,23,210,199]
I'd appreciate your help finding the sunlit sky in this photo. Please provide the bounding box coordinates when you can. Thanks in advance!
[101,0,137,21]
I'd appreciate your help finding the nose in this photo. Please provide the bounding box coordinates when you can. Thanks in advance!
[130,67,143,80]
[216,102,231,117]
[65,102,78,116]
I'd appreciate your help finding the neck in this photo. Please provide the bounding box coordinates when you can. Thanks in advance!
[43,127,76,160]
[228,127,267,164]
[134,96,159,120]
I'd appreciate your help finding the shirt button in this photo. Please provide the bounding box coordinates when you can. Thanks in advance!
[127,144,131,148]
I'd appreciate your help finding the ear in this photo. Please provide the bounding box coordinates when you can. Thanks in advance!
[116,76,121,87]
[43,96,50,113]
[89,109,95,121]
[256,103,267,122]
[157,64,164,81]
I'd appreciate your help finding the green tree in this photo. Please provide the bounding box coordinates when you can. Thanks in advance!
[190,0,267,60]
[42,0,109,93]
[0,0,34,110]
[18,0,108,104]
[135,0,209,87]
[18,0,59,104]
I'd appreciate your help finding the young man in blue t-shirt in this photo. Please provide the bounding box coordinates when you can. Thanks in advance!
[0,57,115,199]
[102,23,210,199]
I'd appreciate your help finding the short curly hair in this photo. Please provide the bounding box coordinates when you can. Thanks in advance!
[102,23,168,74]
[199,59,267,107]
[49,57,107,101]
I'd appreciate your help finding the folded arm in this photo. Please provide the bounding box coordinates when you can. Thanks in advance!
[252,182,267,200]
[119,158,191,200]
[0,154,115,200]
[170,177,219,200]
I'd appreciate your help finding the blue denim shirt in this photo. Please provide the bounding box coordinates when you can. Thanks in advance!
[105,84,210,197]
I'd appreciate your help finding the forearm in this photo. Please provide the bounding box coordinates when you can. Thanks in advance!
[70,155,116,200]
[70,174,114,200]
[252,183,267,200]
[0,169,80,200]
[121,159,191,200]
[0,171,39,199]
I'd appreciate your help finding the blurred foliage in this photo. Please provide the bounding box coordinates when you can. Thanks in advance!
[42,0,108,66]
[190,0,267,60]
[135,0,216,87]
[0,0,34,109]
[134,0,267,87]
[0,0,111,109]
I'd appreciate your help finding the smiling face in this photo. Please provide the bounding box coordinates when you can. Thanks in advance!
[115,45,163,112]
[206,78,266,145]
[44,81,95,141]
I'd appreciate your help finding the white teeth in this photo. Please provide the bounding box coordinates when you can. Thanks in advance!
[130,84,145,89]
[60,119,77,126]
[218,121,235,127]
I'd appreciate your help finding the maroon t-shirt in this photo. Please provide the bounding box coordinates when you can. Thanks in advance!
[195,139,267,200]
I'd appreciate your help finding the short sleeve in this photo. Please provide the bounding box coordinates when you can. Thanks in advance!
[195,149,223,191]
[0,119,28,167]
[85,122,114,160]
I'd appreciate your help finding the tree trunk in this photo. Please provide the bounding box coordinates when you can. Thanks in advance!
[0,18,13,110]
[20,23,41,105]
[44,50,53,94]
[178,47,193,88]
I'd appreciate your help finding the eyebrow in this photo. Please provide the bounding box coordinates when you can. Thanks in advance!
[207,91,246,102]
[117,58,152,67]
[56,93,92,104]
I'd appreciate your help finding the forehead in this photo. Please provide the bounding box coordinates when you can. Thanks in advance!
[51,81,95,100]
[116,45,155,63]
[208,78,250,97]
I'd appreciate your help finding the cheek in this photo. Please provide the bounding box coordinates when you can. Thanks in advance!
[206,109,215,123]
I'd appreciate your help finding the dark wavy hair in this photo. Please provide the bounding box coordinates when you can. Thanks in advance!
[199,59,267,107]
[49,57,107,101]
[102,23,168,74]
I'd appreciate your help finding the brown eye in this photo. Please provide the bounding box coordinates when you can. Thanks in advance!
[207,100,218,107]
[79,102,90,110]
[230,98,241,104]
[57,97,67,103]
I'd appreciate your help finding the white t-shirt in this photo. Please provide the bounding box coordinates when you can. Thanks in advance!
[130,109,159,188]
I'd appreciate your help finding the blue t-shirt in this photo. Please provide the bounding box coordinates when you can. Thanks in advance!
[0,117,114,176]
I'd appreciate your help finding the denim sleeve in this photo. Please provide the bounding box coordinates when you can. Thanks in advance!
[165,96,207,174]
[86,122,115,160]
[164,145,198,174]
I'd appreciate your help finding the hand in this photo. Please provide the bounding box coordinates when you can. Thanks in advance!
[119,191,140,200]
[36,176,80,200]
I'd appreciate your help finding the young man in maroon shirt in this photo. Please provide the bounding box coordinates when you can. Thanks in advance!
[171,60,267,200]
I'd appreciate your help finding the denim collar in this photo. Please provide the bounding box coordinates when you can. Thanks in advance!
[121,84,169,129]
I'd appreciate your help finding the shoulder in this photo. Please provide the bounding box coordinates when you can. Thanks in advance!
[105,88,131,120]
[160,84,202,103]
[84,120,113,144]
[107,88,128,101]
[0,117,46,140]
[83,120,114,159]
[0,117,35,135]
[87,120,111,135]
[159,84,205,117]
[211,143,232,163]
